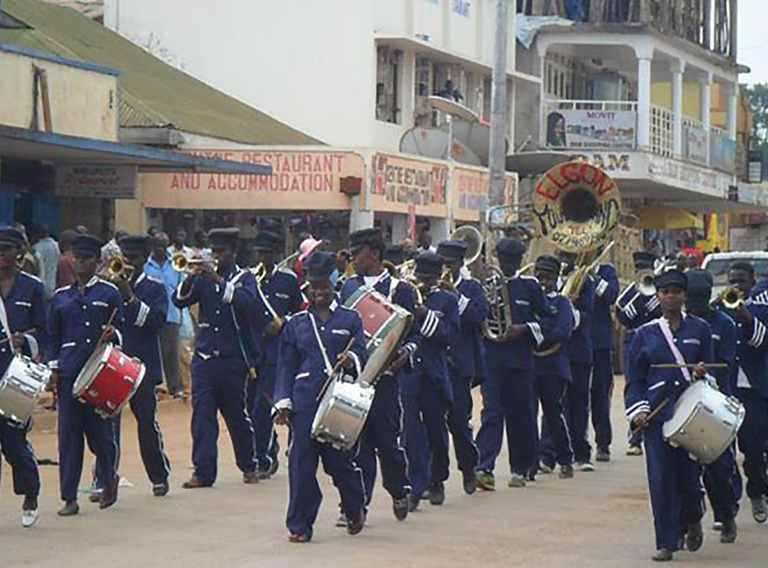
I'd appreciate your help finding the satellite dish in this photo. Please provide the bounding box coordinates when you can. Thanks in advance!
[450,119,507,166]
[424,96,479,123]
[399,127,482,166]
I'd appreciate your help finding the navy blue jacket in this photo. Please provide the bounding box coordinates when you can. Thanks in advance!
[449,276,489,379]
[120,273,168,385]
[49,276,124,380]
[173,265,262,369]
[702,309,738,395]
[534,292,574,381]
[625,315,713,423]
[724,298,768,398]
[591,264,619,351]
[255,266,303,366]
[274,301,366,413]
[616,282,661,346]
[484,275,553,372]
[0,272,47,375]
[566,276,595,365]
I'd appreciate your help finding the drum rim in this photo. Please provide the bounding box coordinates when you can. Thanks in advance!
[73,343,113,396]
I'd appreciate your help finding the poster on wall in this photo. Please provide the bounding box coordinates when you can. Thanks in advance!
[545,109,636,150]
[369,153,448,217]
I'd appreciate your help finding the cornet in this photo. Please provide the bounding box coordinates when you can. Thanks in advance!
[172,252,216,274]
[105,254,135,281]
[719,286,745,310]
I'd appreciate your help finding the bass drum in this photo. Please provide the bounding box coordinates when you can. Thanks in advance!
[663,380,745,464]
[312,378,374,451]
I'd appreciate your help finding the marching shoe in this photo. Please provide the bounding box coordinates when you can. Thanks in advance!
[595,449,611,462]
[57,501,80,517]
[428,482,445,506]
[577,461,595,472]
[538,463,554,474]
[558,464,574,479]
[712,522,723,531]
[720,519,737,544]
[752,497,768,524]
[626,445,643,457]
[652,549,673,562]
[288,533,311,543]
[347,509,366,535]
[393,495,409,521]
[88,489,102,503]
[153,481,170,497]
[242,471,260,484]
[99,476,119,509]
[182,476,209,489]
[686,521,703,552]
[408,493,421,512]
[507,473,526,488]
[462,470,477,495]
[22,497,39,528]
[475,470,496,491]
[335,513,348,527]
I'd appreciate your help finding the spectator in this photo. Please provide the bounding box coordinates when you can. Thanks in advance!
[32,224,60,304]
[100,229,128,264]
[144,231,186,398]
[436,80,464,103]
[168,228,193,257]
[13,223,42,277]
[56,229,77,288]
[418,232,435,253]
[192,230,210,256]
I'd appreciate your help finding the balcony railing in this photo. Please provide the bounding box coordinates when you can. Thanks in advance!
[650,105,673,158]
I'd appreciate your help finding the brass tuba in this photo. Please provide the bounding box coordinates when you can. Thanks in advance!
[481,209,514,342]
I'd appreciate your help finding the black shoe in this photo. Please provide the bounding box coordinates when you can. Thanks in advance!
[686,521,703,552]
[393,494,409,521]
[408,492,421,512]
[720,519,737,544]
[428,482,445,506]
[462,471,477,495]
[558,464,574,479]
[347,509,366,535]
[269,458,280,476]
[88,489,102,503]
[99,476,119,509]
[242,471,260,484]
[752,497,768,523]
[152,481,170,497]
[182,476,210,489]
[652,549,673,562]
[595,448,610,462]
[58,501,80,517]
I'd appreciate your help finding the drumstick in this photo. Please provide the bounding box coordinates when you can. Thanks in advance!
[629,398,670,438]
[0,328,35,347]
[651,363,728,369]
[97,307,119,347]
[316,337,356,402]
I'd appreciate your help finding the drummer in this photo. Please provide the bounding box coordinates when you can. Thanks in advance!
[625,269,712,561]
[339,228,414,520]
[273,251,367,543]
[49,234,122,517]
[251,230,303,479]
[685,269,739,543]
[0,226,46,527]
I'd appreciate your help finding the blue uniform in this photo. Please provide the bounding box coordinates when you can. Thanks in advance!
[49,276,122,503]
[535,292,575,468]
[590,264,619,453]
[724,296,768,502]
[564,277,595,464]
[0,271,46,501]
[340,272,413,505]
[625,315,712,552]
[446,276,488,478]
[251,266,303,474]
[400,287,460,497]
[476,274,552,477]
[173,265,260,486]
[273,302,367,539]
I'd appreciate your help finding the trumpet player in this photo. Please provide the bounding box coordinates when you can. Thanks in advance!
[436,239,488,495]
[475,238,553,490]
[250,231,303,479]
[721,262,768,524]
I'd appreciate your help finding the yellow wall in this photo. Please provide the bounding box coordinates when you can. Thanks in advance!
[650,81,731,129]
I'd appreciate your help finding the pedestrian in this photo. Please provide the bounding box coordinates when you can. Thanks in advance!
[32,224,60,307]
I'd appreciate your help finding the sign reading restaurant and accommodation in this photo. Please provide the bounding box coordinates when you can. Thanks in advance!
[55,165,137,198]
[142,150,363,210]
[368,153,449,217]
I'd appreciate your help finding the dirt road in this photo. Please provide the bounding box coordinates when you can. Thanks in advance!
[1,381,764,567]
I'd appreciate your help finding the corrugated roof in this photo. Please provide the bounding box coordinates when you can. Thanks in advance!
[0,0,320,145]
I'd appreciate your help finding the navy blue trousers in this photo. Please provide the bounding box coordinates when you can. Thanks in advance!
[643,420,704,551]
[287,410,365,538]
[564,361,592,463]
[447,368,479,475]
[536,374,573,467]
[401,385,430,497]
[703,444,740,523]
[735,388,768,499]
[590,348,614,453]
[190,356,257,485]
[58,376,117,502]
[355,375,410,504]
[476,365,536,476]
[0,417,40,498]
[248,363,280,473]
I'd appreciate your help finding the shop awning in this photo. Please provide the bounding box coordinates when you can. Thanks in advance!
[0,124,272,175]
[638,206,704,230]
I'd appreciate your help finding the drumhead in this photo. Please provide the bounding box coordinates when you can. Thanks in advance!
[72,344,111,396]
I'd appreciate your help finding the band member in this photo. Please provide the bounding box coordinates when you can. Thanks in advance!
[340,228,413,520]
[399,252,460,505]
[0,227,46,527]
[558,250,596,471]
[723,262,768,524]
[436,239,488,494]
[173,228,261,488]
[532,255,574,478]
[686,269,739,543]
[105,235,172,496]
[617,251,661,456]
[475,238,552,490]
[273,251,367,543]
[49,234,122,516]
[590,250,620,462]
[251,231,303,478]
[625,269,711,561]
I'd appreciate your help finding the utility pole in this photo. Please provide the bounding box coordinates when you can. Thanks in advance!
[488,0,509,208]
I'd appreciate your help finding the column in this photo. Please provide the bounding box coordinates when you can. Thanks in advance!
[349,196,374,232]
[430,216,451,244]
[727,83,738,140]
[671,61,685,157]
[391,214,409,244]
[699,72,712,165]
[636,57,652,150]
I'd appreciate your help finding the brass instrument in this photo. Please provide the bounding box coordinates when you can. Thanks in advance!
[623,259,673,308]
[172,252,216,274]
[450,225,483,266]
[105,254,135,281]
[719,286,745,310]
[439,265,454,289]
[251,262,267,283]
[276,251,300,272]
[481,216,514,342]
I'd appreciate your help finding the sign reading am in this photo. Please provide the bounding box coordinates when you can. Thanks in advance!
[55,165,137,198]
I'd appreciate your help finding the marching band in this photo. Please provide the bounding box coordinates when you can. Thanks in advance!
[1,165,768,561]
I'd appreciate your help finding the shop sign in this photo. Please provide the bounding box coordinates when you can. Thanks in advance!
[55,165,136,198]
[369,153,448,216]
[545,109,636,151]
[451,166,517,221]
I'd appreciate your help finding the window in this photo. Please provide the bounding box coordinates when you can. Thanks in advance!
[376,46,402,124]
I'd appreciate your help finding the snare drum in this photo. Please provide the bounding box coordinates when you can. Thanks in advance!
[344,287,412,386]
[73,343,146,419]
[0,355,52,426]
[663,380,745,464]
[312,378,374,451]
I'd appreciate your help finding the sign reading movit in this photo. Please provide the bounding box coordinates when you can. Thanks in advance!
[545,109,636,150]
[55,165,137,198]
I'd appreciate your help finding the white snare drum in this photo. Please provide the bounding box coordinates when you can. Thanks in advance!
[663,380,745,464]
[0,355,52,426]
[312,378,374,451]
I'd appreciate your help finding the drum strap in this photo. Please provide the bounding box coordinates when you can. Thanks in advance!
[0,296,11,344]
[657,318,693,383]
[308,312,334,378]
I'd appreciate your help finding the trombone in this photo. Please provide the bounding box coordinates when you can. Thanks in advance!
[171,252,216,274]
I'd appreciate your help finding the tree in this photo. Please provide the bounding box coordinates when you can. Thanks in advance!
[742,83,768,179]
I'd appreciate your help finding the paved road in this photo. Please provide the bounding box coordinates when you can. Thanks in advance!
[1,379,765,567]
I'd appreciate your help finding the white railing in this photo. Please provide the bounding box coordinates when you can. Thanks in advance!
[650,104,674,158]
[545,99,638,112]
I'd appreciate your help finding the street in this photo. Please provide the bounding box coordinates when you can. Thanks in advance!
[1,380,765,568]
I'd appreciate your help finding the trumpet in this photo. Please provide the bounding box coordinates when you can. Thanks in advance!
[172,252,216,274]
[251,262,267,283]
[105,254,135,281]
[719,286,745,310]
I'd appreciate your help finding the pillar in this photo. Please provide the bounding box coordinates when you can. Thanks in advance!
[391,213,409,244]
[636,57,652,150]
[349,196,374,232]
[727,83,738,140]
[699,72,712,164]
[430,216,451,244]
[671,61,685,157]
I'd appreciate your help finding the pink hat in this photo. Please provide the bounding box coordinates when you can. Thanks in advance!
[298,236,323,262]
